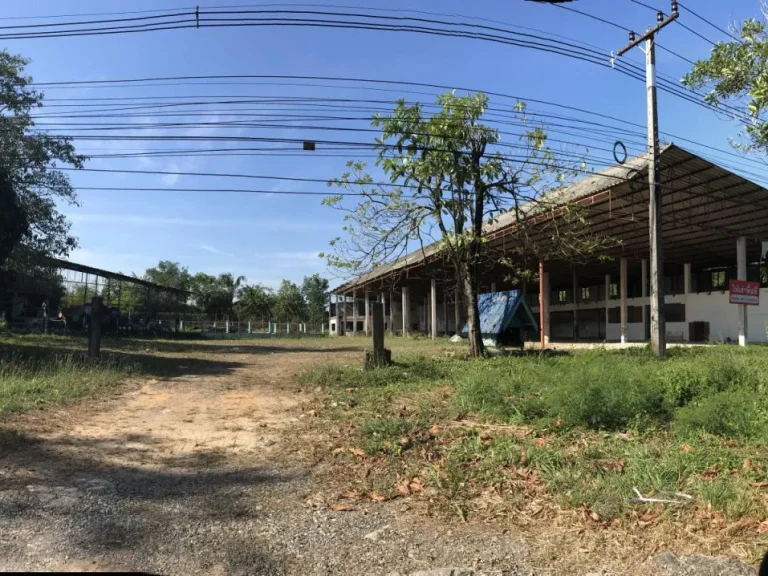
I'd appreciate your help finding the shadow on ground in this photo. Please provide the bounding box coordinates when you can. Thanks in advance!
[0,428,302,572]
[0,341,248,379]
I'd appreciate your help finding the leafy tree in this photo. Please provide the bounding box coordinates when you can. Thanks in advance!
[0,171,27,269]
[235,284,275,320]
[0,51,86,267]
[682,13,768,153]
[323,92,612,357]
[191,272,244,318]
[144,261,192,291]
[301,274,330,325]
[274,279,307,322]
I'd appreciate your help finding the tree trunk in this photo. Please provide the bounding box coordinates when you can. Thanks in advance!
[461,261,484,357]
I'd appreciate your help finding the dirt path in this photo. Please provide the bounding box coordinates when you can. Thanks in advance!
[0,342,536,575]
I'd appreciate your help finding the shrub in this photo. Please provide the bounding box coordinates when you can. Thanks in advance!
[542,357,670,431]
[674,388,766,439]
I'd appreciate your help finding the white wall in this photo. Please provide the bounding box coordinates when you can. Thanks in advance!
[542,289,768,343]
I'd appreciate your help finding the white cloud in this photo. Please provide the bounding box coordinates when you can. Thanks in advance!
[161,163,181,186]
[200,244,234,257]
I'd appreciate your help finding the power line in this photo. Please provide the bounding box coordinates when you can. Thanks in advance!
[678,1,742,44]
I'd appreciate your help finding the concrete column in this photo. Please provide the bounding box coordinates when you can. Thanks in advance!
[341,293,347,336]
[442,293,447,335]
[620,258,628,344]
[364,291,370,336]
[683,263,691,295]
[541,270,551,345]
[738,236,748,346]
[431,279,437,340]
[401,287,410,337]
[605,274,611,340]
[379,292,386,330]
[352,291,358,335]
[226,320,230,334]
[454,284,461,335]
[572,270,579,341]
[641,259,648,337]
[248,320,252,334]
[389,291,395,335]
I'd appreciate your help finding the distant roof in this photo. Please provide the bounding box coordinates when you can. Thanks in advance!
[45,257,190,295]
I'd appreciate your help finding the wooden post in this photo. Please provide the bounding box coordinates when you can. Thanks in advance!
[88,296,103,359]
[365,302,391,368]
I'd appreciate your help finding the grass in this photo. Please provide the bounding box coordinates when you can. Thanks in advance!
[0,346,136,414]
[299,344,768,529]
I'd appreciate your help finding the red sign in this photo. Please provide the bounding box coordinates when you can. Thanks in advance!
[729,279,760,306]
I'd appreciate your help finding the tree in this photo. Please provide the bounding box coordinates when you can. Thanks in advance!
[682,11,768,154]
[190,272,244,318]
[274,280,307,322]
[144,261,192,291]
[0,51,85,267]
[0,170,27,271]
[323,92,612,357]
[301,274,329,325]
[235,284,275,320]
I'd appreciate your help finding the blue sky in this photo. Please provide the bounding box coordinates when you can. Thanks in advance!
[7,0,763,288]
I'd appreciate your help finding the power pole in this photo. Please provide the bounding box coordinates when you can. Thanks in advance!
[616,0,679,357]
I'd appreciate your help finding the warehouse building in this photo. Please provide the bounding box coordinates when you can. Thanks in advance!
[330,144,768,345]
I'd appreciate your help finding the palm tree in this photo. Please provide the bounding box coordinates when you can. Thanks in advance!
[217,273,246,318]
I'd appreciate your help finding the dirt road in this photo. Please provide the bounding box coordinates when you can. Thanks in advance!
[0,341,533,575]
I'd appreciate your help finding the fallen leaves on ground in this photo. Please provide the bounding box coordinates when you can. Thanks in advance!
[339,490,362,500]
[680,443,692,453]
[349,448,366,458]
[367,492,387,502]
[329,503,354,512]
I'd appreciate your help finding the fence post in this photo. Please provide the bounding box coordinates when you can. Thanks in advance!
[88,296,103,359]
[226,320,230,334]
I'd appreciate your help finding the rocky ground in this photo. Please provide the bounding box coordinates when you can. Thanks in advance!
[0,339,760,575]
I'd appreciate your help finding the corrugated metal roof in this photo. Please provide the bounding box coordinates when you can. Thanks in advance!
[333,143,767,292]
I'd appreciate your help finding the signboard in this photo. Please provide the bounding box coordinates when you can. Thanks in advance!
[729,279,760,306]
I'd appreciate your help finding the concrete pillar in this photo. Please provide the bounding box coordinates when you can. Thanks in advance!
[389,291,395,335]
[342,293,347,336]
[641,259,648,337]
[226,320,230,334]
[286,322,290,334]
[380,292,386,330]
[248,320,252,334]
[738,236,748,346]
[683,263,691,295]
[364,291,370,336]
[620,258,628,344]
[605,274,611,340]
[352,290,358,335]
[454,284,461,335]
[541,270,551,345]
[572,270,579,341]
[431,279,437,340]
[442,293,447,335]
[401,287,410,337]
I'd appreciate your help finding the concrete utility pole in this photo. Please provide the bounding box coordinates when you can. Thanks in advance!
[616,0,678,357]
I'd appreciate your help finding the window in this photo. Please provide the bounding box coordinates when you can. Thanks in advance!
[665,303,686,323]
[711,270,726,291]
[629,306,643,324]
[581,287,591,301]
[610,283,619,298]
[608,307,621,324]
[558,290,568,303]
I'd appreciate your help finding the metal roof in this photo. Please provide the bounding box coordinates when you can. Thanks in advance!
[333,144,768,293]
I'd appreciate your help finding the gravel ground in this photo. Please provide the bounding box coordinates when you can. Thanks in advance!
[0,340,758,575]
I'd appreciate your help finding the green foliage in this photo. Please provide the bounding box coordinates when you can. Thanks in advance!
[0,50,86,266]
[274,279,307,322]
[0,170,27,267]
[675,388,766,439]
[682,16,768,153]
[236,283,275,320]
[190,272,245,318]
[301,273,329,325]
